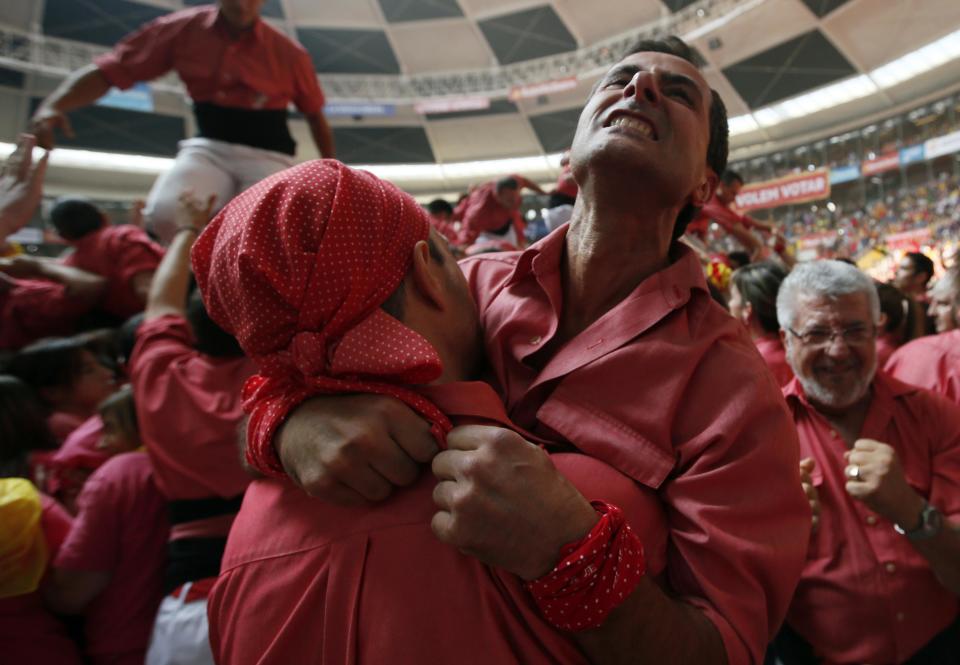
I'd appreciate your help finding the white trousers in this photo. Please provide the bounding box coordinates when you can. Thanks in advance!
[144,137,294,244]
[145,583,216,665]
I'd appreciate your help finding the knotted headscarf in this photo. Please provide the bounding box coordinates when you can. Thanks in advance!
[192,160,452,475]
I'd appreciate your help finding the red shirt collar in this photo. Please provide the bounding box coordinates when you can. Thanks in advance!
[209,8,264,43]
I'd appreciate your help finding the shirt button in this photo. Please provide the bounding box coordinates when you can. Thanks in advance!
[896,612,905,622]
[866,515,878,526]
[830,430,838,439]
[529,335,542,345]
[885,562,897,573]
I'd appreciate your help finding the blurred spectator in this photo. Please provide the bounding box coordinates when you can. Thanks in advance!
[426,198,458,244]
[5,337,116,443]
[874,282,924,366]
[886,268,960,404]
[45,441,168,665]
[50,198,164,321]
[0,477,82,665]
[454,175,544,249]
[729,261,793,386]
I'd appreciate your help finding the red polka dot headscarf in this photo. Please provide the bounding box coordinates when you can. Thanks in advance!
[191,160,452,476]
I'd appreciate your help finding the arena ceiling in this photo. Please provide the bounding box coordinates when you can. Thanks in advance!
[1,0,959,196]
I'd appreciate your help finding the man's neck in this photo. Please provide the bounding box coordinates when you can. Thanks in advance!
[812,390,872,447]
[558,191,675,341]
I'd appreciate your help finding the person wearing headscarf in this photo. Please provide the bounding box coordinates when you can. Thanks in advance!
[192,159,662,664]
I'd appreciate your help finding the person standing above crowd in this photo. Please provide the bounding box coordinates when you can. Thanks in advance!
[773,260,960,665]
[50,198,164,322]
[686,170,778,256]
[29,0,335,244]
[728,261,793,386]
[886,267,960,404]
[454,174,544,250]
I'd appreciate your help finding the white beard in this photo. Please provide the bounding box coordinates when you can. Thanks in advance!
[796,354,878,409]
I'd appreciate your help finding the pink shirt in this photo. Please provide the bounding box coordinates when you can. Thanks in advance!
[885,328,960,405]
[783,372,960,663]
[461,226,811,665]
[55,452,168,663]
[130,316,255,535]
[94,6,324,114]
[755,334,794,387]
[61,225,164,319]
[0,278,90,350]
[209,381,668,665]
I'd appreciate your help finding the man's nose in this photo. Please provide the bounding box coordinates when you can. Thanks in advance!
[623,70,661,107]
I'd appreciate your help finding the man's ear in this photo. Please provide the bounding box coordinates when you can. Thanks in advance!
[742,301,755,327]
[409,239,445,310]
[692,169,719,208]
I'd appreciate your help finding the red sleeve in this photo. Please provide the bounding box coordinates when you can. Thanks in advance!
[291,48,324,114]
[699,199,745,233]
[130,314,195,374]
[54,465,121,572]
[40,494,74,560]
[109,227,164,284]
[93,11,187,89]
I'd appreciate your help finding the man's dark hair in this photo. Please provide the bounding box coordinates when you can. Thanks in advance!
[905,252,935,284]
[727,251,751,270]
[186,290,244,358]
[621,36,729,240]
[731,261,788,334]
[49,197,106,240]
[721,170,744,187]
[3,336,94,406]
[0,375,57,477]
[427,199,454,217]
[380,236,445,321]
[495,177,519,192]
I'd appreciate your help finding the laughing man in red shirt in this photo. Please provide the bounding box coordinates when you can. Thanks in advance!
[773,260,960,664]
[29,0,335,244]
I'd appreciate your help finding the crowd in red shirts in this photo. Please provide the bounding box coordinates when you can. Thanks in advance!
[3,19,960,665]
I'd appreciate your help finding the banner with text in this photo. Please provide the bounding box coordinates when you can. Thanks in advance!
[735,169,831,212]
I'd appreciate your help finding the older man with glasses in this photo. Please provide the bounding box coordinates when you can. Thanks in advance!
[771,259,960,665]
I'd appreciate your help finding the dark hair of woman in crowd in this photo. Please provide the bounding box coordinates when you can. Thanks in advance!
[0,375,58,478]
[3,336,116,413]
[730,261,789,335]
[875,281,925,344]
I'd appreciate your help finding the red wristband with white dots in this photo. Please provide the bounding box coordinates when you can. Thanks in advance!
[525,501,645,632]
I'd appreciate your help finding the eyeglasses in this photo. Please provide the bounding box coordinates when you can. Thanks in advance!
[787,325,876,347]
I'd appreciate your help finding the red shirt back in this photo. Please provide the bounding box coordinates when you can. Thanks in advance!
[94,6,324,114]
[885,328,960,405]
[130,315,255,507]
[54,452,168,663]
[61,225,164,320]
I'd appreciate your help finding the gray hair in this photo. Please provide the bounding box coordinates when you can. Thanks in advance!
[776,260,881,330]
